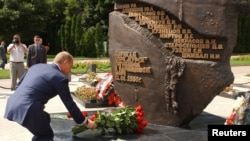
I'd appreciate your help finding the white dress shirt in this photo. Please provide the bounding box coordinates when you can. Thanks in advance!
[7,43,27,62]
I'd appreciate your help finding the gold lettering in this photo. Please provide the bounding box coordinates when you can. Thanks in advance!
[117,4,223,61]
[130,3,136,8]
[114,52,151,83]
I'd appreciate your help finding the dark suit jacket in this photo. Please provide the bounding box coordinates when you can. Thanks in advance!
[27,44,47,67]
[4,63,85,125]
[0,45,7,63]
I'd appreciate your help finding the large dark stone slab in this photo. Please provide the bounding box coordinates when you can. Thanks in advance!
[50,113,209,141]
[108,0,238,126]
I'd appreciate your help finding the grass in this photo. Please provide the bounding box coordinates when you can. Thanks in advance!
[230,60,250,66]
[71,68,111,74]
[0,67,111,79]
[0,57,111,79]
[0,69,9,79]
[230,55,250,66]
[1,55,250,79]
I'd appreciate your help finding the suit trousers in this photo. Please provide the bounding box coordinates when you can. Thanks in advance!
[9,62,26,90]
[0,60,5,69]
[22,102,54,141]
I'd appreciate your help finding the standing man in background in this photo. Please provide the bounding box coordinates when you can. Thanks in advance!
[0,41,7,69]
[7,34,28,91]
[27,35,47,68]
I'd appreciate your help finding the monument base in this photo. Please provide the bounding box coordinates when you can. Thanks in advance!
[49,113,208,141]
[71,92,115,108]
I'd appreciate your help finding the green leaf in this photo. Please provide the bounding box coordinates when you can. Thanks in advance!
[117,127,122,134]
[71,125,88,135]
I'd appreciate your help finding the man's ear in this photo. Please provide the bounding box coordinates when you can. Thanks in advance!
[63,60,68,64]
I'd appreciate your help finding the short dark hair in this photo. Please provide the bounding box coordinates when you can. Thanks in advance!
[34,35,40,38]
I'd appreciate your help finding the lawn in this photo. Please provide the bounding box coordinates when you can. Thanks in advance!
[230,55,250,66]
[0,69,9,79]
[0,55,250,79]
[0,58,111,79]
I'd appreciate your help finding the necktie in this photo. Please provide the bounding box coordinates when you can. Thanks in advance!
[36,44,40,62]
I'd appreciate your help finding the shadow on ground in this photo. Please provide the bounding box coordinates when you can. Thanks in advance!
[188,112,226,131]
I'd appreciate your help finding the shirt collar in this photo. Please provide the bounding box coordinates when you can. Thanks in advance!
[54,63,61,71]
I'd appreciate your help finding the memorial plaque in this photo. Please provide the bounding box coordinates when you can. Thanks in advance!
[109,0,239,126]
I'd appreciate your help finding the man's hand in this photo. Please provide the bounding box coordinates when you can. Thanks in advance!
[85,119,97,129]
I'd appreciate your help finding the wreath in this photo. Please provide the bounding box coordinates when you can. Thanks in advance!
[225,92,250,125]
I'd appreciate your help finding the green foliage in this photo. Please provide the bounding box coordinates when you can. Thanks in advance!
[81,27,96,57]
[72,62,89,69]
[57,0,113,57]
[72,105,147,136]
[71,61,111,74]
[2,54,250,79]
[234,15,250,53]
[64,19,72,51]
[2,0,250,62]
[230,55,250,66]
[74,16,82,55]
[0,69,10,79]
[1,0,250,56]
[96,61,111,70]
[46,0,67,53]
[95,23,105,57]
[0,0,50,42]
[0,0,113,56]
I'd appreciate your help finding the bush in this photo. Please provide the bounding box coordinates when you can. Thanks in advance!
[230,55,250,66]
[71,61,111,74]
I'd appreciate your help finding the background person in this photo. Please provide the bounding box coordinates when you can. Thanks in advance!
[7,34,28,91]
[27,35,47,68]
[4,51,96,141]
[0,41,7,69]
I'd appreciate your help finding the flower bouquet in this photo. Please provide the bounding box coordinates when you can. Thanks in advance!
[67,104,147,136]
[74,72,125,108]
[79,72,100,83]
[225,94,250,125]
[74,85,96,103]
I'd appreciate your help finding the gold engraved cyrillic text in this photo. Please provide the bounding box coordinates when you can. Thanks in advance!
[115,3,224,60]
[114,52,151,83]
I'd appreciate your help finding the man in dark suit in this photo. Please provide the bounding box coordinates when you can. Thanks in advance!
[4,51,96,141]
[0,40,7,69]
[27,35,47,68]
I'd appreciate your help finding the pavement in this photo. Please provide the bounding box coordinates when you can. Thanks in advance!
[0,64,250,141]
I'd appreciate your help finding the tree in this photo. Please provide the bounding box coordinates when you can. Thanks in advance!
[0,0,50,44]
[45,0,67,53]
[74,16,82,56]
[95,23,104,57]
[57,0,113,57]
[81,27,96,57]
[0,0,114,56]
[234,15,250,53]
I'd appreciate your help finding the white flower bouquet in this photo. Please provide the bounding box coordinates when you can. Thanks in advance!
[225,92,250,125]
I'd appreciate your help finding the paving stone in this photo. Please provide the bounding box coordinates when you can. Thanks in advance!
[0,66,250,141]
